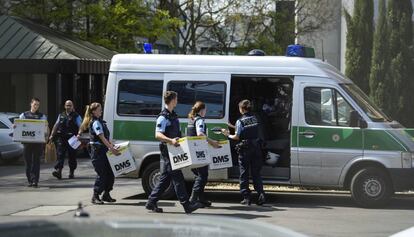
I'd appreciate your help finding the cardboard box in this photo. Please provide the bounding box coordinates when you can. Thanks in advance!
[13,119,47,143]
[107,142,137,177]
[208,140,233,170]
[167,136,210,170]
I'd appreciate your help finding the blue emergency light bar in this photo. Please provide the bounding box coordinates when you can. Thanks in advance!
[286,44,315,58]
[143,43,153,54]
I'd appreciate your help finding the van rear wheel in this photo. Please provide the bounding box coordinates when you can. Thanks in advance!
[350,167,393,208]
[142,161,175,200]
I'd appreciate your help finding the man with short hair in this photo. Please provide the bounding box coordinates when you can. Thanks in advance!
[49,100,82,179]
[19,98,48,187]
[145,91,202,214]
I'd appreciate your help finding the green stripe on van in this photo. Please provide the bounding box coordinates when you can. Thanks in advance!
[364,129,407,151]
[113,120,227,141]
[297,126,363,149]
[114,120,157,141]
[293,126,406,151]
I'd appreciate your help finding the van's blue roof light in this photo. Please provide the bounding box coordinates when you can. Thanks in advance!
[143,43,153,54]
[286,44,315,58]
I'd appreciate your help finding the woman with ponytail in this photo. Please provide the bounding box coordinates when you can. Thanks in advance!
[80,102,120,205]
[187,101,220,207]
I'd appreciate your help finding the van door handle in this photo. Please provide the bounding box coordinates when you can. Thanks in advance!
[299,131,316,139]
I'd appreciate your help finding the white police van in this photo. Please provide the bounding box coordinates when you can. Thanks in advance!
[104,46,414,207]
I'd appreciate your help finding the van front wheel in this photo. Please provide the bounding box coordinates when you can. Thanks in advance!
[350,167,393,208]
[141,161,175,200]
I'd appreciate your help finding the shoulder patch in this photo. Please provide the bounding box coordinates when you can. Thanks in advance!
[156,123,162,127]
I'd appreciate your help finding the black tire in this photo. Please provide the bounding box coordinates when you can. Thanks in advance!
[141,161,175,200]
[350,167,393,208]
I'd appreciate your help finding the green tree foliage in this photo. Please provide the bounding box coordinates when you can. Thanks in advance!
[369,0,389,110]
[384,0,413,125]
[344,0,374,94]
[10,0,181,53]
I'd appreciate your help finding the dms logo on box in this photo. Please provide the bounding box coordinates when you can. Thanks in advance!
[22,131,36,137]
[213,155,229,163]
[173,153,188,163]
[115,160,131,171]
[196,151,205,159]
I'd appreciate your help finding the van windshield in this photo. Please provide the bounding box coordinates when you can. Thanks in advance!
[341,84,392,122]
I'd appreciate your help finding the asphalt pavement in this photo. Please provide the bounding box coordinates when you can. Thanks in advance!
[0,158,413,237]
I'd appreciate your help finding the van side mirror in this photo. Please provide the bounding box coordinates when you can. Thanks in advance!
[350,110,367,128]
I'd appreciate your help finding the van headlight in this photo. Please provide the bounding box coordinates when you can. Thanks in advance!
[401,152,414,168]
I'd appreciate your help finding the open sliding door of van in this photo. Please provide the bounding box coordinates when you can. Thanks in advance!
[164,73,231,180]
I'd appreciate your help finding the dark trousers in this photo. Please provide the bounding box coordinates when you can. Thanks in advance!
[23,143,42,184]
[90,146,114,195]
[238,145,264,198]
[55,137,77,171]
[191,165,208,194]
[148,145,189,206]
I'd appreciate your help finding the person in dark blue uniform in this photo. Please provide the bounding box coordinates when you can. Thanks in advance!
[187,101,220,207]
[145,91,202,214]
[80,102,120,204]
[222,99,266,205]
[49,100,82,179]
[18,98,48,188]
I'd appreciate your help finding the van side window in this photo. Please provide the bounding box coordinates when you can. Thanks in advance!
[167,81,226,118]
[117,80,163,116]
[304,87,355,127]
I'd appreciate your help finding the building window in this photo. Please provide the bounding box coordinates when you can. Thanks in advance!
[117,80,163,116]
[167,81,226,118]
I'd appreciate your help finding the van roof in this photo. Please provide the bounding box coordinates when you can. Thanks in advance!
[110,54,352,83]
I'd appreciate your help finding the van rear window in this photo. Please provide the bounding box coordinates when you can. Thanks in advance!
[117,80,163,116]
[167,81,226,119]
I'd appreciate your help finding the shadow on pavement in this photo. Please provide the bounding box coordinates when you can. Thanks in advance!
[125,190,414,211]
[166,212,271,219]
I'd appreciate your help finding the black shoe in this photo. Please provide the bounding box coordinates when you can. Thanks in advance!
[102,192,116,202]
[199,193,212,207]
[240,197,251,206]
[184,201,203,214]
[32,183,38,188]
[68,171,75,179]
[52,169,62,180]
[257,193,266,206]
[27,183,33,187]
[91,193,104,205]
[145,202,163,213]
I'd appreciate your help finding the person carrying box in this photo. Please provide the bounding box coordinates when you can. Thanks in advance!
[145,91,202,214]
[80,102,120,205]
[18,98,48,188]
[187,101,220,208]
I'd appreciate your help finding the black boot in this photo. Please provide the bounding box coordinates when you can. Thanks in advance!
[68,170,75,179]
[257,193,266,206]
[240,196,251,206]
[52,168,62,180]
[145,202,163,213]
[102,192,116,202]
[199,193,212,207]
[183,201,203,214]
[91,193,104,205]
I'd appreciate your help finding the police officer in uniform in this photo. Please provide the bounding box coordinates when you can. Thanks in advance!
[19,98,48,188]
[49,100,82,179]
[80,102,120,204]
[222,99,266,205]
[145,91,202,214]
[187,101,220,207]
